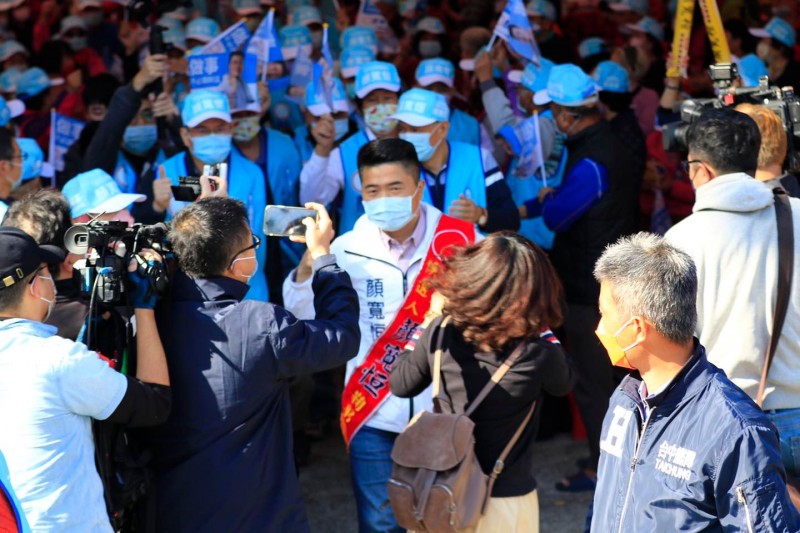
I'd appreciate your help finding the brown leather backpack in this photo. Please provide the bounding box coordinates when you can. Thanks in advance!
[387,317,536,532]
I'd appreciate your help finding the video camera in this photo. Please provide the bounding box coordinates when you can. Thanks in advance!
[662,63,800,170]
[64,221,172,305]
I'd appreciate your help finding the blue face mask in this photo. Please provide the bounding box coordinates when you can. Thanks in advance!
[400,129,440,162]
[192,134,232,164]
[362,188,418,232]
[123,124,158,154]
[334,118,350,141]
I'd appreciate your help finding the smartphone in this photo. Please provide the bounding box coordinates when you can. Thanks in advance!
[264,205,317,237]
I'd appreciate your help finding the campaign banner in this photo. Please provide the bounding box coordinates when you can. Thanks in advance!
[355,0,399,54]
[200,20,251,54]
[49,111,86,173]
[493,0,541,66]
[189,53,229,89]
[247,8,283,80]
[511,114,543,182]
[190,52,259,112]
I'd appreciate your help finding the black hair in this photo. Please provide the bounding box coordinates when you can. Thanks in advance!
[2,190,72,249]
[0,272,29,312]
[770,39,794,60]
[357,138,420,183]
[0,128,13,161]
[169,197,252,278]
[686,107,761,176]
[22,90,47,112]
[580,52,611,77]
[724,18,757,56]
[36,40,73,77]
[599,90,633,113]
[82,74,120,108]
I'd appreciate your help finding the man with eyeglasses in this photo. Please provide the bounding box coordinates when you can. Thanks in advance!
[0,128,23,221]
[141,197,360,532]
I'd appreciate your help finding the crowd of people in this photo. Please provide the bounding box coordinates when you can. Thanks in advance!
[0,0,799,531]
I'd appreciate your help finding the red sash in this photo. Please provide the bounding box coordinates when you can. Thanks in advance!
[340,214,476,445]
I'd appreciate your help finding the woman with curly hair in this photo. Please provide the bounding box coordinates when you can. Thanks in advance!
[389,231,575,532]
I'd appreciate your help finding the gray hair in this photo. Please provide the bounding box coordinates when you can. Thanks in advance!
[594,232,697,345]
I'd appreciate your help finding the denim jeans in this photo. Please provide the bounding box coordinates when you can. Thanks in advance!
[349,426,404,533]
[765,407,800,478]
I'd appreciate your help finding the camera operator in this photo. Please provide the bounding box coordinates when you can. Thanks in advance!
[0,226,171,532]
[735,103,800,197]
[141,198,359,531]
[665,107,800,482]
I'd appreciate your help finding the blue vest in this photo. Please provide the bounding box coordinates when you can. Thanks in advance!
[112,149,166,195]
[293,124,315,165]
[447,109,481,146]
[422,141,487,213]
[160,150,268,302]
[338,130,370,234]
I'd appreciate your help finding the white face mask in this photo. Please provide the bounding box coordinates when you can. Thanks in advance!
[31,273,56,321]
[231,255,258,284]
[756,41,772,64]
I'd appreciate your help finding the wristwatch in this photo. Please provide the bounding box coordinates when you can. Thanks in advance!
[477,208,488,227]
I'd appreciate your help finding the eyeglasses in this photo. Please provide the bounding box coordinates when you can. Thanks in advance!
[681,159,703,173]
[229,233,261,266]
[189,124,233,136]
[10,152,28,161]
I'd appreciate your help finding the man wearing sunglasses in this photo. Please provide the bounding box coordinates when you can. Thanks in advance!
[141,197,359,532]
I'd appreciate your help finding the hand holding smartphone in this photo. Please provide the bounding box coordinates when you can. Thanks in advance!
[264,205,319,237]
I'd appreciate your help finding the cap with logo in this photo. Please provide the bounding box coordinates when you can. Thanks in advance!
[341,46,376,79]
[578,37,608,59]
[16,138,43,181]
[391,88,450,127]
[355,61,402,99]
[63,169,146,219]
[609,0,648,14]
[16,68,51,101]
[508,57,555,93]
[234,0,263,16]
[186,17,221,44]
[626,16,664,41]
[0,97,24,126]
[291,6,322,26]
[0,41,28,63]
[749,17,796,49]
[592,60,630,93]
[737,54,769,88]
[415,58,455,88]
[181,89,232,128]
[416,17,445,35]
[0,227,64,290]
[280,25,313,60]
[526,0,556,21]
[305,78,350,116]
[341,26,378,55]
[534,63,599,106]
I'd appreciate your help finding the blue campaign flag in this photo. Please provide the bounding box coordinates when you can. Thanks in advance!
[201,20,251,54]
[49,111,86,172]
[493,0,541,66]
[290,44,316,90]
[188,52,230,89]
[317,24,336,110]
[247,8,283,72]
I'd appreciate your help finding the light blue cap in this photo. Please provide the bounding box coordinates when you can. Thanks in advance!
[180,90,231,128]
[0,40,27,63]
[355,61,401,99]
[305,78,350,116]
[526,0,556,21]
[737,54,769,88]
[627,16,664,41]
[233,0,262,15]
[186,18,220,44]
[391,88,449,127]
[534,63,599,106]
[63,169,145,218]
[592,60,630,93]
[509,57,554,93]
[341,46,376,78]
[16,67,50,101]
[16,138,43,181]
[341,26,378,54]
[291,6,322,26]
[416,16,445,35]
[157,16,187,51]
[0,96,23,126]
[0,67,22,93]
[280,24,313,60]
[750,17,796,49]
[415,58,456,88]
[609,0,648,14]
[578,37,608,59]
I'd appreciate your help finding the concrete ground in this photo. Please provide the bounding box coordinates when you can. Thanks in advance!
[299,431,594,532]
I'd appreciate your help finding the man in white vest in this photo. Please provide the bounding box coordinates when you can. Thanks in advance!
[284,138,477,532]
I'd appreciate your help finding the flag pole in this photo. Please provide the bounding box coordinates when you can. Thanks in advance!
[533,111,547,188]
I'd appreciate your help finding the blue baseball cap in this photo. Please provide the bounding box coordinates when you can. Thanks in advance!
[0,40,27,63]
[627,16,664,41]
[186,17,220,44]
[508,57,554,93]
[341,27,378,55]
[737,54,769,88]
[355,61,401,99]
[291,6,322,26]
[157,16,187,51]
[391,88,449,127]
[609,0,648,14]
[534,64,599,106]
[16,138,43,181]
[280,25,313,60]
[341,46,376,79]
[305,78,350,116]
[63,169,146,218]
[526,0,556,21]
[233,0,262,16]
[578,37,608,59]
[592,60,630,93]
[16,67,50,101]
[416,17,445,35]
[0,67,22,94]
[181,90,231,128]
[750,17,796,49]
[0,96,24,126]
[415,58,455,88]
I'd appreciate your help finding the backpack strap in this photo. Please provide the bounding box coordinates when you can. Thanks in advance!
[431,316,452,413]
[465,340,528,417]
[484,400,537,511]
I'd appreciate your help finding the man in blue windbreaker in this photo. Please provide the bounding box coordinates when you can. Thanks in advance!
[590,232,800,532]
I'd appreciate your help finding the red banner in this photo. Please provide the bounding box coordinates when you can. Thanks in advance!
[340,214,476,445]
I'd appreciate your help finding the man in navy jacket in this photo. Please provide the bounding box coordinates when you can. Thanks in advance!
[143,198,360,531]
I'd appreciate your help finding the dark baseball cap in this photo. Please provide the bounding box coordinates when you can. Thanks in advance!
[0,227,65,290]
